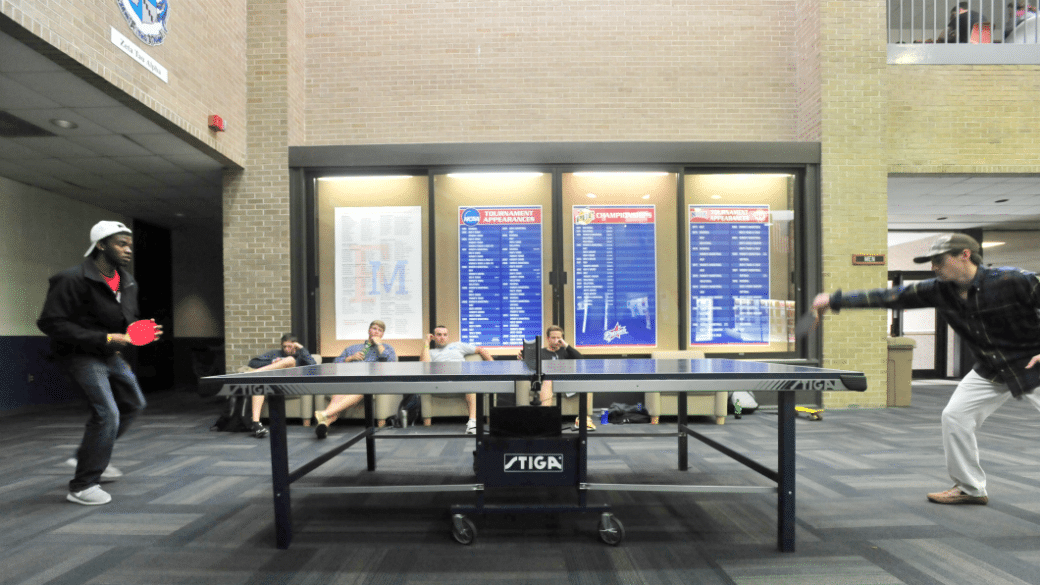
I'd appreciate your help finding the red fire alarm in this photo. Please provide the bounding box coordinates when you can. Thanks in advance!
[208,115,226,132]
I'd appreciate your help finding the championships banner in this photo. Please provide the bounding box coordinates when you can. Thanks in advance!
[572,205,657,347]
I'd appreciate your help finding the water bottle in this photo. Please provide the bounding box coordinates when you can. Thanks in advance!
[399,407,409,427]
[600,409,609,425]
[734,399,743,420]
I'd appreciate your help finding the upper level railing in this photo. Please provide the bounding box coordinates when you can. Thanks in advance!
[888,0,1040,63]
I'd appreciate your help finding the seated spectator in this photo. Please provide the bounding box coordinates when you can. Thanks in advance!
[1005,1,1038,40]
[945,2,983,43]
[247,334,317,438]
[420,325,492,434]
[517,325,596,431]
[313,320,396,439]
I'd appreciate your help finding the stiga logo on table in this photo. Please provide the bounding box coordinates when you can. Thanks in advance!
[504,454,564,472]
[116,0,169,46]
[227,384,273,396]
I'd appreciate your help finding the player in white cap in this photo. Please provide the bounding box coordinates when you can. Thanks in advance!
[38,221,162,505]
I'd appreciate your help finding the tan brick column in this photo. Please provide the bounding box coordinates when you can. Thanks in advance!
[223,0,305,369]
[818,1,889,408]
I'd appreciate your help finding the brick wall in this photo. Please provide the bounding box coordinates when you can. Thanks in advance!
[302,0,802,144]
[2,0,247,165]
[795,0,821,140]
[818,1,889,408]
[886,67,1040,172]
[221,0,305,369]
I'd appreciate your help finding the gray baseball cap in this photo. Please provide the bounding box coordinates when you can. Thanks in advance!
[912,233,981,264]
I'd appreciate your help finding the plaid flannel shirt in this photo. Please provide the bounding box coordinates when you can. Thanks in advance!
[830,265,1040,397]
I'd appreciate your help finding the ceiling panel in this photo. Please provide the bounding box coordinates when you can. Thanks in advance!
[0,76,61,109]
[13,107,114,137]
[7,71,123,109]
[74,106,167,135]
[0,29,224,228]
[9,136,98,158]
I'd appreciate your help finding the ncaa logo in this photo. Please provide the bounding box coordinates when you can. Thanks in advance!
[504,454,564,472]
[116,0,170,46]
[461,208,481,226]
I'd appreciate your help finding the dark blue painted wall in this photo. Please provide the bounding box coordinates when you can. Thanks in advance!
[0,335,225,412]
[0,336,78,411]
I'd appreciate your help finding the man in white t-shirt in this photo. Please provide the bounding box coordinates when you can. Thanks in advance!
[419,324,492,434]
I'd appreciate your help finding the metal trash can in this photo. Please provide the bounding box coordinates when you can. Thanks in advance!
[887,337,916,407]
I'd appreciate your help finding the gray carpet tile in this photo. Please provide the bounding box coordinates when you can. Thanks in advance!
[4,382,1040,584]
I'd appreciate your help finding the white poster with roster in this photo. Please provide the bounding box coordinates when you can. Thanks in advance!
[335,206,423,340]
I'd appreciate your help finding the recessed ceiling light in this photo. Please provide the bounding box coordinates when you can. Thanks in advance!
[446,172,544,178]
[981,241,1004,248]
[50,118,78,130]
[572,172,668,177]
[641,194,650,199]
[318,175,412,181]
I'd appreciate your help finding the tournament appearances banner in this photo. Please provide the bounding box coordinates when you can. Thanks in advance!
[334,206,423,340]
[689,205,770,345]
[572,205,657,347]
[459,206,543,347]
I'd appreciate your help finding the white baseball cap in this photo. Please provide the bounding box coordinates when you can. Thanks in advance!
[84,221,132,257]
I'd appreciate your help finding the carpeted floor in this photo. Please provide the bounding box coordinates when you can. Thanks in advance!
[4,380,1040,585]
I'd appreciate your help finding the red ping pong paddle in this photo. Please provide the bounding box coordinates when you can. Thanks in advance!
[127,319,158,346]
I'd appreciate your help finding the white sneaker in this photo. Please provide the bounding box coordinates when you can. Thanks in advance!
[67,485,112,505]
[65,458,124,481]
[465,419,477,435]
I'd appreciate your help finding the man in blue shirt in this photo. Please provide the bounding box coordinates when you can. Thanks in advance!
[247,334,317,438]
[420,324,492,434]
[813,233,1040,505]
[313,320,396,439]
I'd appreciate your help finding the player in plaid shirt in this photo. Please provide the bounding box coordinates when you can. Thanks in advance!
[813,233,1040,506]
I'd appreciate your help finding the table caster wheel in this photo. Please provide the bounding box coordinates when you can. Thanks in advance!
[597,512,624,545]
[451,514,477,545]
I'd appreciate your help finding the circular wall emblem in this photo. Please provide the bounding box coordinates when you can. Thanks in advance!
[116,0,169,46]
[462,208,481,225]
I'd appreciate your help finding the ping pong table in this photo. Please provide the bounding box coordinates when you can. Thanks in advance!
[202,354,865,551]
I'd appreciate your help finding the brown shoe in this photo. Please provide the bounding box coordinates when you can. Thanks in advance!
[927,486,988,505]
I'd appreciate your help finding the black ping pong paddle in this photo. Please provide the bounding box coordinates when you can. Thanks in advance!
[794,310,819,340]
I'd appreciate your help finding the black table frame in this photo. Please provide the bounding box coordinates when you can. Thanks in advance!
[205,359,865,552]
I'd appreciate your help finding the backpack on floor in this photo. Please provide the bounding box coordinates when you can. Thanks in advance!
[385,394,421,428]
[210,396,252,432]
[607,402,651,424]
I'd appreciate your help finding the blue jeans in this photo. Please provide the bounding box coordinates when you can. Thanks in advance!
[61,353,146,492]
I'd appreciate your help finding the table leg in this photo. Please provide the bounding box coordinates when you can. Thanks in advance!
[364,395,376,471]
[678,391,689,471]
[777,391,796,552]
[578,392,588,507]
[268,395,293,549]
